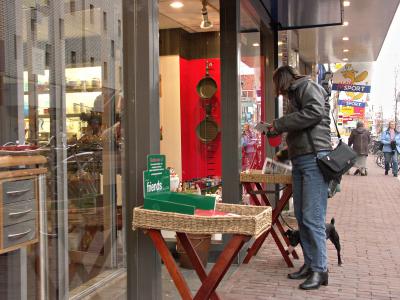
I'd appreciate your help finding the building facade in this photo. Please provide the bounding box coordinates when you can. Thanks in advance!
[4,0,383,299]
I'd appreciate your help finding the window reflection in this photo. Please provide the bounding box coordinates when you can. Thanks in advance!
[0,1,127,297]
[239,6,265,171]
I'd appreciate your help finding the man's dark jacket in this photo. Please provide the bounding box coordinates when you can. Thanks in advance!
[274,77,332,158]
[348,127,370,155]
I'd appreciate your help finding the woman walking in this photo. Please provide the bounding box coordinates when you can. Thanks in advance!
[271,66,332,290]
[380,121,400,177]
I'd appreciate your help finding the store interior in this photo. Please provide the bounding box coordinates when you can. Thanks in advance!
[159,0,265,197]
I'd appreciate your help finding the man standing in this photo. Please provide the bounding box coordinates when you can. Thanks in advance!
[348,121,371,176]
[380,121,400,177]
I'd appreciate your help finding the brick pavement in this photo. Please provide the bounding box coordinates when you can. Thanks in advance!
[220,157,400,300]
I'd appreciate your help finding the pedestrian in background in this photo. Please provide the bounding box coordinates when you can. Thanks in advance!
[271,66,332,290]
[348,121,370,176]
[380,121,400,177]
[241,123,256,170]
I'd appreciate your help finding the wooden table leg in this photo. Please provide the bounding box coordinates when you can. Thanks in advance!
[242,228,271,264]
[243,183,263,206]
[272,185,292,221]
[275,219,299,260]
[194,235,250,300]
[176,233,220,300]
[254,182,269,206]
[271,227,294,267]
[147,230,193,300]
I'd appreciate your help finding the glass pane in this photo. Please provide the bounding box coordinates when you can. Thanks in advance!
[159,1,221,195]
[158,1,221,296]
[0,0,125,298]
[61,2,125,295]
[239,3,265,171]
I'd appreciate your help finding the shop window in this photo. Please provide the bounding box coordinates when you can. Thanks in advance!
[158,0,222,204]
[14,34,18,59]
[103,12,107,31]
[71,51,76,66]
[103,61,108,81]
[70,0,76,14]
[239,2,266,171]
[59,18,64,39]
[90,4,94,24]
[45,44,51,67]
[0,0,127,298]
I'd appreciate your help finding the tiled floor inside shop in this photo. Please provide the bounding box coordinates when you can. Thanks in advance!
[84,157,400,299]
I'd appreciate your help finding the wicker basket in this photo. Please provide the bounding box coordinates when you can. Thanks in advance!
[133,203,272,238]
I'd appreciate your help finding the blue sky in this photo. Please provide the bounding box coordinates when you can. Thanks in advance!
[371,4,400,119]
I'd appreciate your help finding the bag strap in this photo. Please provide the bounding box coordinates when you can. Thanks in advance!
[307,110,339,156]
[331,111,341,139]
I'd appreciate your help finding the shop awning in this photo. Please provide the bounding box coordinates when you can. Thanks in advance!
[276,0,342,29]
[261,0,342,30]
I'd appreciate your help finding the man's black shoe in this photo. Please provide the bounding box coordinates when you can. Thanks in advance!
[288,264,311,280]
[385,170,389,175]
[299,271,328,290]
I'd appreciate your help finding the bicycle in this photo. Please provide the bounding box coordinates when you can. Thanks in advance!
[369,140,382,155]
[375,151,385,168]
[376,150,400,173]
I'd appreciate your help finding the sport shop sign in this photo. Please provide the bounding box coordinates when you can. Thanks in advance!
[332,63,373,101]
[337,100,366,108]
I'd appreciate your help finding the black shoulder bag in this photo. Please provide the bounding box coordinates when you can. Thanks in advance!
[307,114,357,184]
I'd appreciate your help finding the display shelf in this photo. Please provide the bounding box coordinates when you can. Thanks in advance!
[24,89,102,95]
[37,113,84,119]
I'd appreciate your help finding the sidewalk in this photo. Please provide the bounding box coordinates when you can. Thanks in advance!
[219,156,400,299]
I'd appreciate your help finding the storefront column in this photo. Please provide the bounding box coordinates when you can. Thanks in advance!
[47,1,69,299]
[123,0,161,299]
[220,0,242,206]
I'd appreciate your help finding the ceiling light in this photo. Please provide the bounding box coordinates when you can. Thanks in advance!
[343,1,350,7]
[170,1,184,9]
[200,1,213,29]
[342,36,349,41]
[343,49,349,52]
[252,43,260,47]
[278,41,284,46]
[343,21,349,26]
[278,53,283,57]
[343,58,349,61]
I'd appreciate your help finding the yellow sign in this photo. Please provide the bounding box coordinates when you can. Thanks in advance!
[339,106,354,115]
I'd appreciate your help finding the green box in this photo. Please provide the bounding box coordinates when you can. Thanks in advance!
[144,192,216,215]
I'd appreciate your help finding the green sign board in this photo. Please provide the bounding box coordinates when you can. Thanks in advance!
[143,154,170,196]
[147,154,166,172]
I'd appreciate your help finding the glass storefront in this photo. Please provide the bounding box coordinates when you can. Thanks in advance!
[1,1,125,298]
[159,0,222,199]
[240,1,267,171]
[0,0,275,299]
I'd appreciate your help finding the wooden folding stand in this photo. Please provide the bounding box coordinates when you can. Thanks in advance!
[133,202,271,300]
[146,229,249,300]
[240,171,299,267]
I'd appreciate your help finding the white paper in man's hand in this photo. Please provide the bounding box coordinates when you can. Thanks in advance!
[254,122,272,135]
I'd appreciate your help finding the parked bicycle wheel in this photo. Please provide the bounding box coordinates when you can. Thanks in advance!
[376,151,385,168]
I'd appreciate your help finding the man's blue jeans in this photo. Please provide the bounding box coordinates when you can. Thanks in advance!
[384,151,398,175]
[291,152,329,272]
